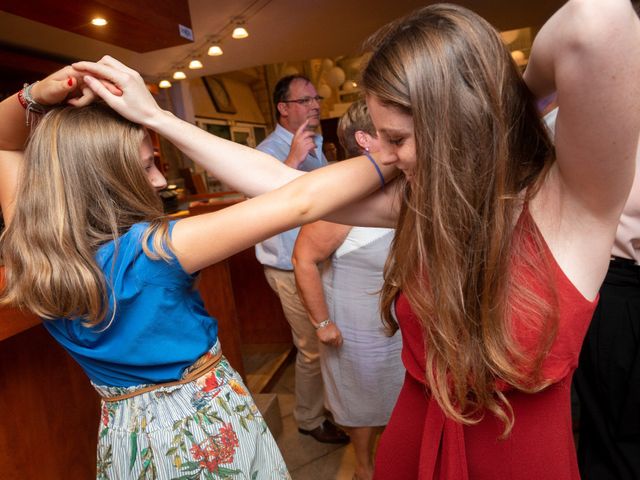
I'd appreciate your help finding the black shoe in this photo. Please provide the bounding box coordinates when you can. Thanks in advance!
[298,419,350,444]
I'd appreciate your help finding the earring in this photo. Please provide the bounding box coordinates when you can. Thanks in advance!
[365,146,370,152]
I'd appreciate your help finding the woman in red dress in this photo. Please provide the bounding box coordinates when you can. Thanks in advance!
[68,2,640,476]
[357,2,640,479]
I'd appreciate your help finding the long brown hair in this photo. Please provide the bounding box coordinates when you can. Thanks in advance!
[0,103,170,326]
[363,4,556,434]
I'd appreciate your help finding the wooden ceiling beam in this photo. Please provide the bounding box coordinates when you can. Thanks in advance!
[1,0,193,53]
[0,47,66,75]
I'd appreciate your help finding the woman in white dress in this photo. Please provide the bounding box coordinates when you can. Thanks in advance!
[292,100,404,480]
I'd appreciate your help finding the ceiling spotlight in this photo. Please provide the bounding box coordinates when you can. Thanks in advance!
[91,18,108,26]
[189,60,203,69]
[173,71,186,80]
[159,80,172,88]
[208,45,223,56]
[232,23,249,39]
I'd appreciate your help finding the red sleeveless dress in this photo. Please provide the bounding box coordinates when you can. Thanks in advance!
[374,208,597,480]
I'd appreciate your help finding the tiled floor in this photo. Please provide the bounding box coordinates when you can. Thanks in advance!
[267,361,358,480]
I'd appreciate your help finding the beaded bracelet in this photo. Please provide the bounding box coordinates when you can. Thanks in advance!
[315,318,332,330]
[364,151,385,190]
[17,88,28,109]
[17,81,48,126]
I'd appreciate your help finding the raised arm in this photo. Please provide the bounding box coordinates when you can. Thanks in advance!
[524,0,640,218]
[0,91,28,223]
[74,56,402,227]
[282,120,318,169]
[0,66,94,151]
[292,221,351,346]
[74,57,304,197]
[0,67,94,224]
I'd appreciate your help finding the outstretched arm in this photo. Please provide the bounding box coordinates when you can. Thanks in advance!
[74,56,401,226]
[171,154,393,273]
[74,57,306,197]
[292,221,351,347]
[326,177,402,228]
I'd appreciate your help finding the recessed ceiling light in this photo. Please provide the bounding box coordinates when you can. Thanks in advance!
[91,18,108,26]
[159,80,172,88]
[189,60,203,69]
[173,71,186,80]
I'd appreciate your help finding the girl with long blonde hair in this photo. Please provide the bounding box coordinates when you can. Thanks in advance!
[0,67,395,478]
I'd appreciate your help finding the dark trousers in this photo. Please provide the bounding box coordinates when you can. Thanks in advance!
[574,257,640,480]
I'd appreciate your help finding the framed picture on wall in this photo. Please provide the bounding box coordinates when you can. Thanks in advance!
[202,77,237,114]
[231,127,253,147]
[197,119,232,140]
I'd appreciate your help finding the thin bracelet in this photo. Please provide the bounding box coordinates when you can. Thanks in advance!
[315,318,332,330]
[17,89,28,109]
[22,82,48,112]
[19,81,48,126]
[364,151,385,190]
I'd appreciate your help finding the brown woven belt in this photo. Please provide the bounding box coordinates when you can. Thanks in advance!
[102,350,223,402]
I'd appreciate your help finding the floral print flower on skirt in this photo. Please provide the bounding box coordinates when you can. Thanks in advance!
[93,344,290,480]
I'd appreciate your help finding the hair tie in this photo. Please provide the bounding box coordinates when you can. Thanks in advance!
[364,151,385,190]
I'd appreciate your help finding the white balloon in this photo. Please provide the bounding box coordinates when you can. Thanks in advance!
[322,58,334,70]
[342,80,357,92]
[326,66,346,89]
[317,84,333,100]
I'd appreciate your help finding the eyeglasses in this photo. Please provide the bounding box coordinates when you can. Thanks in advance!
[281,95,324,106]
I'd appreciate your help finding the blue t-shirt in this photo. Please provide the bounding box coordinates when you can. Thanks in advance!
[43,221,218,387]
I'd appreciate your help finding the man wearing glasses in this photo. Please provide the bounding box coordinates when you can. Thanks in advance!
[255,75,349,445]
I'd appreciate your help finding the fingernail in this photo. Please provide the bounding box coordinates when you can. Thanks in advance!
[68,78,73,87]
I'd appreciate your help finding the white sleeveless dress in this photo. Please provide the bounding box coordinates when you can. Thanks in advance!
[320,227,404,427]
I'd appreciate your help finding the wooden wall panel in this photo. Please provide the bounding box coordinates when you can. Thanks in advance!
[186,199,293,346]
[0,325,99,478]
[197,261,246,378]
[2,0,193,52]
[228,248,293,345]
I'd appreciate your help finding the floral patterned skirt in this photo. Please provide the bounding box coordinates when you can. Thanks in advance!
[92,344,290,480]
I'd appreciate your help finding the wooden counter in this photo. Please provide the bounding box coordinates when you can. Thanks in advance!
[0,306,39,341]
[0,305,99,478]
[182,195,293,346]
